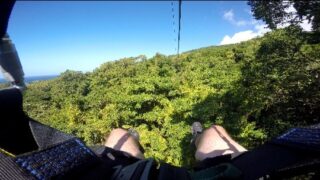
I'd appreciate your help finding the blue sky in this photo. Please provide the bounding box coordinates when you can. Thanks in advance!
[6,1,269,77]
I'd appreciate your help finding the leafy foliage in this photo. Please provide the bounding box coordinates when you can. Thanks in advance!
[21,27,320,167]
[248,0,320,32]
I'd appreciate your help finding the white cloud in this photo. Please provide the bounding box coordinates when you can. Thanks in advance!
[219,2,312,46]
[251,20,259,25]
[254,24,271,35]
[223,9,248,26]
[219,24,271,45]
[286,5,296,14]
[277,3,296,29]
[284,1,296,14]
[223,10,234,22]
[236,20,247,26]
[276,18,312,32]
[244,8,253,15]
[279,3,312,31]
[300,19,312,31]
[220,30,257,45]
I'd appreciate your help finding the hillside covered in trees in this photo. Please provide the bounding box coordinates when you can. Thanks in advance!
[21,26,320,167]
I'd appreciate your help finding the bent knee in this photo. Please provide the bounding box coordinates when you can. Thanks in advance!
[105,128,128,145]
[108,128,129,138]
[210,125,225,131]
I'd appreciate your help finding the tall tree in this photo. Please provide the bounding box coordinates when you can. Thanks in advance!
[248,0,320,32]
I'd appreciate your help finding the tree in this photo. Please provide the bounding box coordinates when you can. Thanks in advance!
[23,27,320,166]
[248,0,320,32]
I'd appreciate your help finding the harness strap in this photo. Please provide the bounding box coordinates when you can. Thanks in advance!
[0,0,15,38]
[232,126,320,179]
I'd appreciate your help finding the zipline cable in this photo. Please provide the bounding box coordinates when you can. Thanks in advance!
[177,0,182,57]
[171,1,177,52]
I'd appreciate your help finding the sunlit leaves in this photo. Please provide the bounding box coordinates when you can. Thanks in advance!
[22,27,320,166]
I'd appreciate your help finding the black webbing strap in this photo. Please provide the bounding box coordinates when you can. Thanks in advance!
[232,143,313,179]
[111,159,155,180]
[0,0,15,38]
[273,158,320,179]
[29,120,74,150]
[158,163,191,180]
[0,88,38,155]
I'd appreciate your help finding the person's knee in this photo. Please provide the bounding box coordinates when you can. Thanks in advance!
[109,128,128,137]
[207,125,231,138]
[200,125,223,139]
[210,125,225,132]
[194,150,210,161]
[104,128,129,147]
[104,128,145,159]
[195,124,247,161]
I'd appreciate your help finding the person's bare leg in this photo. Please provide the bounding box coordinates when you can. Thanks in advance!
[195,125,247,161]
[104,128,145,159]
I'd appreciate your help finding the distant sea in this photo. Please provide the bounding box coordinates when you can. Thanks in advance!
[0,75,58,84]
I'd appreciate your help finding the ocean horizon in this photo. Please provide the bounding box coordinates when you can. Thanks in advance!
[0,75,58,84]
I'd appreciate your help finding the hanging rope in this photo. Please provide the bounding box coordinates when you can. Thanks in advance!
[177,0,182,57]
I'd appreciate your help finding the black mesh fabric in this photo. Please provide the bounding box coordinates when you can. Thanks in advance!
[15,139,97,179]
[0,153,34,180]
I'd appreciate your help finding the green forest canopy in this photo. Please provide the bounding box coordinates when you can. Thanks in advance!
[19,26,320,167]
